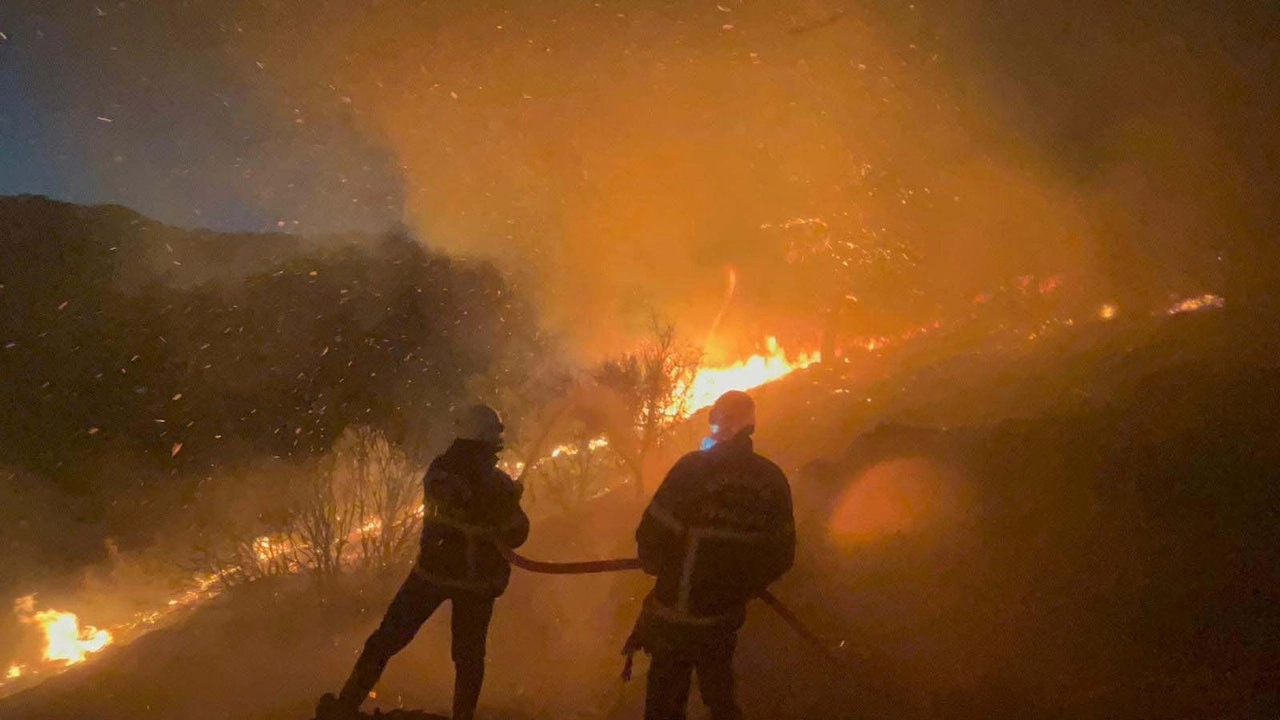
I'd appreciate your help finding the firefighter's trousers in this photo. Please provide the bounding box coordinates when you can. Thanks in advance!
[339,570,495,720]
[644,625,742,720]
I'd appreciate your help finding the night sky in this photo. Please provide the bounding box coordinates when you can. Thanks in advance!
[0,1,404,234]
[2,0,1276,350]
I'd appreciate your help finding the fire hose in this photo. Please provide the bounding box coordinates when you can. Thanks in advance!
[495,544,643,575]
[493,543,843,669]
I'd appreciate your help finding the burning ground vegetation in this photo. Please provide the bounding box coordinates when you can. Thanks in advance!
[1,215,1273,720]
[1,0,1277,714]
[0,200,1265,720]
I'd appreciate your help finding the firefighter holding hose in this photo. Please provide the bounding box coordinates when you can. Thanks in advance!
[630,390,797,720]
[317,404,529,720]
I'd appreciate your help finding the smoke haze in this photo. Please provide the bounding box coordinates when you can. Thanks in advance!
[6,1,1272,354]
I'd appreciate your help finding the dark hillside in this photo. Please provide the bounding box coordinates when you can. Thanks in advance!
[0,196,535,588]
[4,347,1275,719]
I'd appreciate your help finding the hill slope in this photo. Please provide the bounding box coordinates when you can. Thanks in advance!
[3,312,1275,720]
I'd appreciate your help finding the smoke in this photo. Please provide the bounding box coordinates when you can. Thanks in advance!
[261,0,1103,352]
[256,0,1279,352]
[119,0,1105,353]
[932,0,1278,309]
[7,1,1272,355]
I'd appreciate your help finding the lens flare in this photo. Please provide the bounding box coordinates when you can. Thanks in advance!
[827,458,962,546]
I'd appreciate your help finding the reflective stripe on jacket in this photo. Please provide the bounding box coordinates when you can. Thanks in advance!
[416,439,530,596]
[636,433,795,624]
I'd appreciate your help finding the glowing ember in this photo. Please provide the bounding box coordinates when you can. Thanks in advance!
[682,337,819,412]
[14,596,113,666]
[1099,303,1118,320]
[5,664,21,680]
[1168,293,1225,315]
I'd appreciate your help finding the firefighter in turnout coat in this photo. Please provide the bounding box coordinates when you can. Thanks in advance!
[318,405,530,720]
[632,390,796,720]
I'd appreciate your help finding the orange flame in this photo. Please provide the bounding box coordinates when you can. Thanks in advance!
[682,337,819,413]
[1167,293,1224,315]
[14,596,113,666]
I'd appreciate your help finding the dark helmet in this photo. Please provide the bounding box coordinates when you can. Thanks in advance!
[456,404,505,448]
[708,390,756,443]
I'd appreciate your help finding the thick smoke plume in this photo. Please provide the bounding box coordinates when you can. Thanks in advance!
[15,1,1272,356]
[218,1,1277,352]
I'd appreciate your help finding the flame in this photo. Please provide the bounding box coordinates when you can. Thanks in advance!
[1168,293,1224,315]
[38,612,112,664]
[252,535,292,563]
[704,266,738,348]
[682,337,819,413]
[548,436,610,459]
[0,336,807,686]
[14,596,113,666]
[8,286,1234,690]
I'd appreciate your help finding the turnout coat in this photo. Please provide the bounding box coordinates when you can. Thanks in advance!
[415,438,530,596]
[636,433,796,629]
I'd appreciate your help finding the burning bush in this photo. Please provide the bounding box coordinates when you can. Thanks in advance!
[183,426,426,589]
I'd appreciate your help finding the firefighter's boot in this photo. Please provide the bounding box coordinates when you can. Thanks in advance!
[316,692,361,720]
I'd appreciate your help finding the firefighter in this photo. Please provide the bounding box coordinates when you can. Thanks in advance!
[317,404,529,720]
[631,390,796,720]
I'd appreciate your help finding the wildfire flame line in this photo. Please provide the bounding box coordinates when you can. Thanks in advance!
[7,293,1225,689]
[682,337,820,413]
